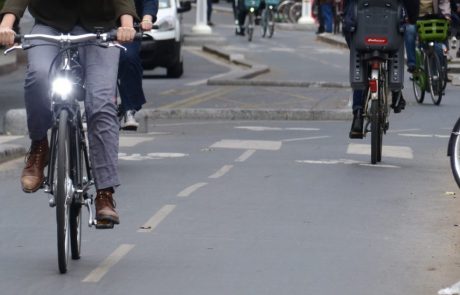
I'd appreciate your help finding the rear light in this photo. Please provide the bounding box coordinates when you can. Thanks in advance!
[369,79,377,93]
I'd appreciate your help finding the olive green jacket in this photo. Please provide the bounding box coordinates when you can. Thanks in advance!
[0,0,139,32]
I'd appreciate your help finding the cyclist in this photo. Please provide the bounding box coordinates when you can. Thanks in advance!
[343,0,419,138]
[405,0,451,74]
[118,0,158,131]
[0,0,138,227]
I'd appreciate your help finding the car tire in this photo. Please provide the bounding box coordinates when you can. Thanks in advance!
[167,60,183,78]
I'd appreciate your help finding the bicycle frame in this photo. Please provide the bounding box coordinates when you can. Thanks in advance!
[44,46,95,226]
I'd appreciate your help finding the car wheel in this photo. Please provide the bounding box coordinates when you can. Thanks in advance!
[167,61,183,78]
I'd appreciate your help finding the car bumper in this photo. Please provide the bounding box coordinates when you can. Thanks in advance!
[140,38,180,70]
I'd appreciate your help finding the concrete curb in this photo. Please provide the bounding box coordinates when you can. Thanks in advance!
[0,143,26,164]
[316,33,348,49]
[208,79,350,88]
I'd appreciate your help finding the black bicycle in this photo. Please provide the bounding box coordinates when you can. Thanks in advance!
[5,31,133,273]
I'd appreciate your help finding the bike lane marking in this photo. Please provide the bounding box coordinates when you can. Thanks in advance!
[235,150,256,162]
[137,204,176,233]
[209,165,234,179]
[439,282,460,295]
[82,244,135,283]
[347,143,413,159]
[177,182,208,197]
[210,139,282,151]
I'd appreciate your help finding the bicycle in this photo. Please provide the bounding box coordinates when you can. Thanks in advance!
[448,116,460,188]
[4,31,135,274]
[412,17,450,105]
[349,0,405,164]
[244,0,261,41]
[261,0,279,38]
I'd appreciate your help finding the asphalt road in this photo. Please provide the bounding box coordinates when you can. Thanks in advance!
[1,101,460,294]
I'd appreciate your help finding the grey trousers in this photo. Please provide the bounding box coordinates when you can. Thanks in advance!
[25,24,121,190]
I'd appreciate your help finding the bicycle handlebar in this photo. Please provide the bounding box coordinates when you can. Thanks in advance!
[5,30,143,55]
[13,30,143,44]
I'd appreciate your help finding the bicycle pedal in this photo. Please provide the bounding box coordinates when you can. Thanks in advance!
[95,219,115,229]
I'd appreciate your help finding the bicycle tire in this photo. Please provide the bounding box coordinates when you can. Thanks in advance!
[412,71,426,103]
[449,117,460,187]
[427,52,443,105]
[70,113,83,260]
[56,109,71,274]
[247,13,254,42]
[261,9,268,37]
[441,54,448,92]
[370,99,383,164]
[288,2,302,23]
[268,9,275,38]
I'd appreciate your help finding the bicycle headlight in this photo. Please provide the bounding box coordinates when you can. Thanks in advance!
[52,77,73,99]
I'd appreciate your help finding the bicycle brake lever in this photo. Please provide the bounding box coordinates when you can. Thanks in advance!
[3,44,23,55]
[109,43,127,52]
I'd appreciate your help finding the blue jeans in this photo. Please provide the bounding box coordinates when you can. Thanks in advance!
[405,23,444,68]
[320,4,333,33]
[118,40,146,112]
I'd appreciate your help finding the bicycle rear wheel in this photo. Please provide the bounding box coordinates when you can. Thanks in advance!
[427,52,443,105]
[449,117,460,187]
[56,109,71,273]
[370,99,383,164]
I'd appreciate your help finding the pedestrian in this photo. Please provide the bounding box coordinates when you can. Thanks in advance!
[319,0,334,33]
[0,0,138,226]
[118,0,158,131]
[208,0,214,26]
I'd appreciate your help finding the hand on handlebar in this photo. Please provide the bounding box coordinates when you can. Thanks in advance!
[0,26,16,47]
[116,26,136,43]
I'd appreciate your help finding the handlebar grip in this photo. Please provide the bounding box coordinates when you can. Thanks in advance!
[14,34,22,43]
[106,30,143,41]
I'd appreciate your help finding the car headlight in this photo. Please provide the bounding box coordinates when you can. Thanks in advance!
[52,77,73,99]
[154,16,175,31]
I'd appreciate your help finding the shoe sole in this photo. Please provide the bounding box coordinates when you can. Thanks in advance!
[120,126,138,131]
[21,178,45,193]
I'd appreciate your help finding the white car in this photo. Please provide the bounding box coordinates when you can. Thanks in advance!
[140,0,191,78]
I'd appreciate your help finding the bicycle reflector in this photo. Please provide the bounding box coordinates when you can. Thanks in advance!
[52,77,73,99]
[369,79,378,93]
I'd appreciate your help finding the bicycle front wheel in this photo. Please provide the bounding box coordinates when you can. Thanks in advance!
[247,13,254,42]
[56,109,71,273]
[268,9,275,38]
[449,117,460,187]
[426,52,443,105]
[370,99,383,164]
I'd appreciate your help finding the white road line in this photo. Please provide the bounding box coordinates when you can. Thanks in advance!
[137,204,176,233]
[82,244,135,283]
[235,149,256,162]
[388,128,420,133]
[177,182,208,197]
[399,133,434,138]
[282,135,330,142]
[0,136,23,144]
[211,139,282,151]
[296,159,400,168]
[347,143,413,159]
[119,136,153,147]
[439,281,460,294]
[209,165,234,179]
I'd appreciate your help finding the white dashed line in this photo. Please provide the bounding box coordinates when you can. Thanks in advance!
[177,182,208,197]
[82,244,135,283]
[209,165,234,179]
[137,205,176,233]
[235,150,256,162]
[347,143,413,159]
[282,135,330,142]
[211,139,282,151]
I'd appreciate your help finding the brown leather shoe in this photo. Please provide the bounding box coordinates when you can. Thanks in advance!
[95,189,120,225]
[21,138,49,193]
